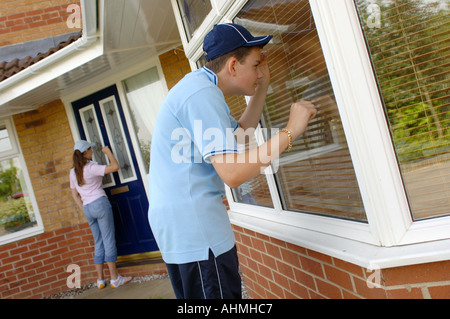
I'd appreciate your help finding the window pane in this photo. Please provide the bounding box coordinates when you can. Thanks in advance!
[234,0,367,221]
[177,0,212,41]
[226,95,274,208]
[0,158,37,236]
[124,67,166,173]
[355,0,450,220]
[0,126,12,153]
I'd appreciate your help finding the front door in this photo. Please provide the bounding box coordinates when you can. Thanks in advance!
[72,85,158,256]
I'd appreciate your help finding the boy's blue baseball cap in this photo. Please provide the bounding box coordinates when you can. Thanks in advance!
[203,23,273,61]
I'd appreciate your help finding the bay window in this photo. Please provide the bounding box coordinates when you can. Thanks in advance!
[172,0,450,268]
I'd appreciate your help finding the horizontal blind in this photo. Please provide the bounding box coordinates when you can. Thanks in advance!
[234,0,367,221]
[355,0,449,220]
[226,95,274,208]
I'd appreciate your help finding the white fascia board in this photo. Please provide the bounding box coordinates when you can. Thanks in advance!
[0,39,103,105]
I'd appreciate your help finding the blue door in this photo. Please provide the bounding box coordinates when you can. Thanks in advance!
[72,85,158,256]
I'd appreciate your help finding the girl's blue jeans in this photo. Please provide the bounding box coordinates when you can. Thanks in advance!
[83,196,118,264]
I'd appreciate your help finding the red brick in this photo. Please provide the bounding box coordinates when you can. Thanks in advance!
[276,260,295,280]
[269,237,287,249]
[239,233,252,247]
[299,255,324,278]
[353,276,387,299]
[324,264,353,291]
[293,268,315,290]
[264,242,281,259]
[288,279,309,299]
[333,257,366,277]
[26,9,44,17]
[428,285,450,299]
[280,247,301,269]
[249,247,263,263]
[261,253,277,270]
[382,261,450,286]
[250,237,266,253]
[268,280,284,298]
[307,249,333,264]
[272,271,290,291]
[316,278,342,299]
[386,287,424,299]
[257,263,273,281]
[7,13,26,20]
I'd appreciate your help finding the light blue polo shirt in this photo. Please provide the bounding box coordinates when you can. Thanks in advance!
[148,67,238,264]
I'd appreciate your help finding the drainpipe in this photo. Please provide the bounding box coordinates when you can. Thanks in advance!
[0,0,100,97]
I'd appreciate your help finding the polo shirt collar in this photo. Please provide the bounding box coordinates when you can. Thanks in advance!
[202,66,218,86]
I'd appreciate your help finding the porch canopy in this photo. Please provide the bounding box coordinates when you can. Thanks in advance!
[0,0,181,117]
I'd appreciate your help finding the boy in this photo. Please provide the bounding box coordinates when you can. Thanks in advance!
[148,23,317,299]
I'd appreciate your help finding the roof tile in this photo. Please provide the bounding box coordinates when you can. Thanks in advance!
[0,31,82,83]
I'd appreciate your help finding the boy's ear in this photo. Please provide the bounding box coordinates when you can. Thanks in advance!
[226,57,238,77]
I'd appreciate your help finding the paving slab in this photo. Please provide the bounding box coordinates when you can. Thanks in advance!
[67,277,175,299]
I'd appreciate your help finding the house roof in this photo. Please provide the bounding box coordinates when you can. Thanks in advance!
[0,32,82,83]
[0,0,180,117]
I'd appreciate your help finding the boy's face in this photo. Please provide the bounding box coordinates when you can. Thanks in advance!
[233,47,264,96]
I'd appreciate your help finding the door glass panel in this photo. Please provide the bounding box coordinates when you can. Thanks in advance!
[234,0,367,221]
[79,105,115,187]
[100,97,137,183]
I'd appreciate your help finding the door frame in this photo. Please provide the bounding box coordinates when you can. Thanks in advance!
[63,56,169,197]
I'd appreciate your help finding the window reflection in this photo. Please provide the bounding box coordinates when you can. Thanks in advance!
[177,0,212,41]
[0,157,36,236]
[123,67,166,173]
[232,0,367,221]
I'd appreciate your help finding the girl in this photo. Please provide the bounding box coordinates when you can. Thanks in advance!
[70,140,132,289]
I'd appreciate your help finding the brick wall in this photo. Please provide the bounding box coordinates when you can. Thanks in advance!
[0,223,95,298]
[13,99,83,231]
[159,46,191,90]
[0,222,166,299]
[0,0,81,47]
[0,99,167,299]
[233,225,450,299]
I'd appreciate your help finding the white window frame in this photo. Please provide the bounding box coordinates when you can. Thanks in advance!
[0,117,43,246]
[171,0,235,59]
[177,0,450,268]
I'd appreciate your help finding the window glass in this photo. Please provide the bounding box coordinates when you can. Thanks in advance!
[0,126,12,153]
[226,95,274,208]
[123,67,166,173]
[234,0,367,221]
[177,0,213,41]
[0,133,37,237]
[355,0,449,220]
[100,97,137,182]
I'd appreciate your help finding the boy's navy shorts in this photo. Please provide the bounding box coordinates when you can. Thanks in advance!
[166,246,241,299]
